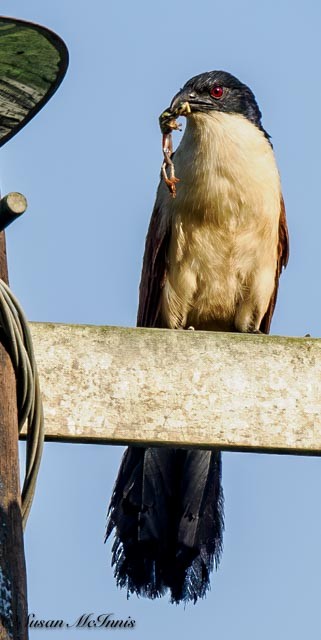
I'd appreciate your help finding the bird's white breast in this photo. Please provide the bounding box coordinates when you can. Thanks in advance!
[160,111,281,330]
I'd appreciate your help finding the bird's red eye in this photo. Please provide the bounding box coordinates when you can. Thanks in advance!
[210,85,224,99]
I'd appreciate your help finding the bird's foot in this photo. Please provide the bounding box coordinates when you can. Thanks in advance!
[249,329,263,334]
[235,326,264,334]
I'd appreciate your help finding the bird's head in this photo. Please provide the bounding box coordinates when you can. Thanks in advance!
[169,70,263,129]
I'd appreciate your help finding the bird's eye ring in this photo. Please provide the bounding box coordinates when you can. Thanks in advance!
[210,85,224,99]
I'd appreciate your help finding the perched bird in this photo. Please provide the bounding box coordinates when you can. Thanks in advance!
[106,70,289,604]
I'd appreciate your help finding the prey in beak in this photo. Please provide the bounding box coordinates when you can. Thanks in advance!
[159,101,191,197]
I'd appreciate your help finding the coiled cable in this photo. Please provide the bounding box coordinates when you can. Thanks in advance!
[0,278,44,528]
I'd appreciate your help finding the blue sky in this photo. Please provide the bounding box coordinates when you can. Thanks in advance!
[2,0,321,637]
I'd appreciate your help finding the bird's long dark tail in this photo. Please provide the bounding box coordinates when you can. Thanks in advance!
[106,447,224,604]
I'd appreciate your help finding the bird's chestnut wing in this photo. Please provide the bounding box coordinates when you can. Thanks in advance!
[260,196,289,334]
[136,201,170,328]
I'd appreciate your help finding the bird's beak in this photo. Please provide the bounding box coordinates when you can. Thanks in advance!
[170,90,194,115]
[170,88,213,114]
[159,91,192,135]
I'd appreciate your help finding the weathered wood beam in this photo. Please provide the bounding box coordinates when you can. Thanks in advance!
[20,323,321,456]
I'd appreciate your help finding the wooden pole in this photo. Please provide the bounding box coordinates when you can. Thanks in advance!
[0,231,28,639]
[0,194,28,232]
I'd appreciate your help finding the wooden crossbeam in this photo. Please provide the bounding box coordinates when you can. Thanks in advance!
[20,323,321,455]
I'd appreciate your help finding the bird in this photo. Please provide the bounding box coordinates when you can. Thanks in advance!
[106,70,289,604]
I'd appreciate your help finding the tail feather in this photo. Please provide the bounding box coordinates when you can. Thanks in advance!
[106,446,224,603]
